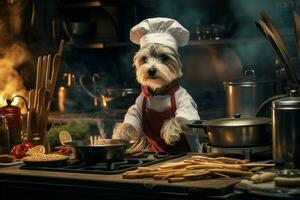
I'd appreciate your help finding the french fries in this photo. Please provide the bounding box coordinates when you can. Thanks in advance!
[122,155,263,182]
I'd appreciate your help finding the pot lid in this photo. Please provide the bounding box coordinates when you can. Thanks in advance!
[0,99,20,114]
[224,70,279,86]
[272,97,300,109]
[203,117,271,127]
[224,77,279,86]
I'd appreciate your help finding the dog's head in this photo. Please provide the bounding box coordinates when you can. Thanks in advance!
[133,43,182,90]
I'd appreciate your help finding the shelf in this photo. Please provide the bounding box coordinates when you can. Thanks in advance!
[65,42,131,49]
[65,37,292,49]
[187,38,265,46]
[59,1,101,8]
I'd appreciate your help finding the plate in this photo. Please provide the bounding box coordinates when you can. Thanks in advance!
[0,161,23,167]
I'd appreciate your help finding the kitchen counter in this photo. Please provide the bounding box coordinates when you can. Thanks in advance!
[0,155,240,200]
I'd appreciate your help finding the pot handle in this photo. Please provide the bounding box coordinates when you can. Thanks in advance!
[186,120,207,133]
[255,94,288,117]
[79,74,100,99]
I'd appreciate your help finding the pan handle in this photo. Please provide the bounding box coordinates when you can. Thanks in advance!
[185,120,207,133]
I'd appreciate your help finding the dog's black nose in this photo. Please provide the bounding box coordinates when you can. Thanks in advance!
[148,68,156,77]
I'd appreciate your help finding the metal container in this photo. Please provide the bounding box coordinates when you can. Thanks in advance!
[186,117,271,147]
[0,99,22,147]
[65,139,134,164]
[272,90,300,168]
[224,70,282,117]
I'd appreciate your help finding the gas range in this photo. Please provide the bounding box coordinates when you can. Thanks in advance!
[20,151,186,174]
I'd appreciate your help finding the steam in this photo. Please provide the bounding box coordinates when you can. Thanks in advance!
[0,2,29,112]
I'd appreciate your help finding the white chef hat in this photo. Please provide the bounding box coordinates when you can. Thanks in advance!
[130,17,189,51]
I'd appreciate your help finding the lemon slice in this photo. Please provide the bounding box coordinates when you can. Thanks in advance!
[59,131,72,145]
[26,145,46,156]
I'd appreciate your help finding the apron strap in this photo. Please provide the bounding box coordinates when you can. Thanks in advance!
[169,92,176,116]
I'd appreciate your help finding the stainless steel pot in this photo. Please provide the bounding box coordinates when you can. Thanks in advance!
[272,90,300,168]
[224,70,283,117]
[186,117,271,147]
[65,139,134,163]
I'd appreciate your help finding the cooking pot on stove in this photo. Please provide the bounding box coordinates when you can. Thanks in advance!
[224,69,283,117]
[65,139,135,164]
[186,115,272,147]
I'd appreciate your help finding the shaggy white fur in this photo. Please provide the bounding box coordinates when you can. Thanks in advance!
[113,43,188,147]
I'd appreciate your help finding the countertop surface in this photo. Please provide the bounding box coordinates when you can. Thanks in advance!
[0,154,240,197]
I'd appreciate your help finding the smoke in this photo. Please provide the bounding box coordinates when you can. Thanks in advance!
[0,2,30,112]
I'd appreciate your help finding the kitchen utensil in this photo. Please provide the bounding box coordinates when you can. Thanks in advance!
[260,11,289,56]
[272,90,300,169]
[34,57,42,108]
[224,69,282,118]
[186,117,271,147]
[45,54,51,89]
[79,74,139,109]
[294,11,300,59]
[256,19,298,84]
[27,40,64,146]
[65,139,135,163]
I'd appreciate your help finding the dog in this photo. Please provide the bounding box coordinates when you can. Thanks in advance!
[112,42,200,151]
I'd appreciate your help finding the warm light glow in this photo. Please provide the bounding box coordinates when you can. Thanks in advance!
[11,94,19,105]
[101,95,107,108]
[0,96,4,107]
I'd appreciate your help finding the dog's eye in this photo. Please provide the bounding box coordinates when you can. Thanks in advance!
[141,56,147,63]
[159,54,169,62]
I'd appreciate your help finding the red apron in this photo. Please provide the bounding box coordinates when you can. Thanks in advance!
[141,82,191,152]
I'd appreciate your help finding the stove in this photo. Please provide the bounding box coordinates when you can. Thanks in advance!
[206,144,272,161]
[20,151,186,174]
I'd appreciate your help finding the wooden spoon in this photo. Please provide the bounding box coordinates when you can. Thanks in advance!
[45,54,51,89]
[257,20,298,84]
[34,57,42,108]
[260,10,289,55]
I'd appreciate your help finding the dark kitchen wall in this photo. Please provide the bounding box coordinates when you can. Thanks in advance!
[24,0,298,118]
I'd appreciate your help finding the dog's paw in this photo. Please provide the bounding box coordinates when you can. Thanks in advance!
[112,123,140,140]
[160,117,187,145]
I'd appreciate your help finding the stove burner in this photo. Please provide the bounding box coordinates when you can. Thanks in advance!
[206,144,272,160]
[20,151,186,174]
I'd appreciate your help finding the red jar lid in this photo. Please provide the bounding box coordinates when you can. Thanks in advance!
[0,99,21,115]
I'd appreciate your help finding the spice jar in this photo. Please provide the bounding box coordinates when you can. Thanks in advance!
[0,115,10,154]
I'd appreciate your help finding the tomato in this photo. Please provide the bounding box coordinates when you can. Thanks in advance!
[11,142,34,159]
[22,142,34,151]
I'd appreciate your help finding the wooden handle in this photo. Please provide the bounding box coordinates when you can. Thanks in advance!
[34,57,42,108]
[45,54,51,89]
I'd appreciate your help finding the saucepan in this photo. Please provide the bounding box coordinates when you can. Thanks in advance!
[65,139,135,163]
[186,116,271,147]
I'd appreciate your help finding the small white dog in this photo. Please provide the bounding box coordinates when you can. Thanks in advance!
[112,18,200,152]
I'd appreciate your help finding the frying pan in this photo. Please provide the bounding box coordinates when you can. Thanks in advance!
[65,139,135,164]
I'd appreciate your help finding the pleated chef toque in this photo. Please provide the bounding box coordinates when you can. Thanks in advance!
[130,17,190,51]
